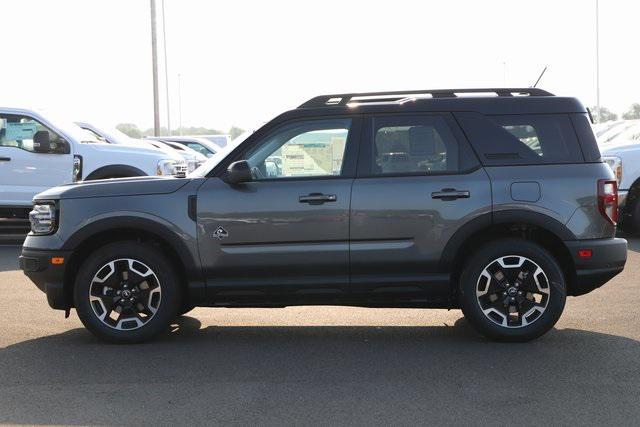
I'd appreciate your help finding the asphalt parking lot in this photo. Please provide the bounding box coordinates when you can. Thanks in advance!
[0,240,639,426]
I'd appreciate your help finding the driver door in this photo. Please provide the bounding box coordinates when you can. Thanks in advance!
[196,116,361,296]
[0,113,73,207]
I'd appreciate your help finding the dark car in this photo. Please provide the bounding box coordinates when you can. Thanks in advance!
[20,88,627,343]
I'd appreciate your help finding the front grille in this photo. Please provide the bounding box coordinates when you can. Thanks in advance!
[0,208,31,243]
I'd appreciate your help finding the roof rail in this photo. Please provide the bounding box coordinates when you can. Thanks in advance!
[298,88,554,108]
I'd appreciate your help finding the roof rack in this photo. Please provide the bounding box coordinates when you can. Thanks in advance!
[298,88,554,108]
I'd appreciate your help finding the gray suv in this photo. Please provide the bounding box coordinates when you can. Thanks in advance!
[19,88,628,343]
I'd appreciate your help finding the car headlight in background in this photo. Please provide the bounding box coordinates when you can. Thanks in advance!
[29,202,57,235]
[603,156,622,185]
[157,159,187,177]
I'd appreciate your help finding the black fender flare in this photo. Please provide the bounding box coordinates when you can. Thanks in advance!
[62,215,200,279]
[440,209,576,270]
[85,165,147,180]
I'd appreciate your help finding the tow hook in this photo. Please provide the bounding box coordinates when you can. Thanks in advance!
[64,308,71,319]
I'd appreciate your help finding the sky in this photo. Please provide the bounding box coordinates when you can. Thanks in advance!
[1,0,639,132]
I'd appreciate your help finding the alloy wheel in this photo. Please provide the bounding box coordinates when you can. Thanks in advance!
[88,258,162,331]
[475,255,550,328]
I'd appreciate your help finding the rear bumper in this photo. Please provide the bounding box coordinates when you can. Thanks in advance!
[19,247,72,310]
[564,238,627,296]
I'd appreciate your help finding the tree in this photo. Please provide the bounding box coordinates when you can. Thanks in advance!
[622,104,640,120]
[590,106,618,123]
[228,126,245,139]
[116,123,143,139]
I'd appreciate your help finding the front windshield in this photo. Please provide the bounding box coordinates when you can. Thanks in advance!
[189,130,253,177]
[39,111,102,143]
[104,125,138,143]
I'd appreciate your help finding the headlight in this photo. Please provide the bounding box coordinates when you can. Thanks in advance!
[157,159,186,177]
[29,202,57,235]
[603,156,622,185]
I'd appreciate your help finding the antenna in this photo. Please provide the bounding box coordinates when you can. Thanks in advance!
[531,66,548,88]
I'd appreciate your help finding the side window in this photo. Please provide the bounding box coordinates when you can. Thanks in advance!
[455,112,584,165]
[0,114,69,154]
[186,143,213,156]
[371,115,459,175]
[490,115,582,163]
[245,118,351,180]
[82,128,107,142]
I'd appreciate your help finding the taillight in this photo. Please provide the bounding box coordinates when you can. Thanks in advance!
[598,179,618,225]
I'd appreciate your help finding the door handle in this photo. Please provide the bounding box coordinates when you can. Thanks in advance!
[431,188,470,200]
[0,157,10,162]
[299,193,337,205]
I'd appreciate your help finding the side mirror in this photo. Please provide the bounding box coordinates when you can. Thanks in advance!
[225,160,252,184]
[32,131,51,153]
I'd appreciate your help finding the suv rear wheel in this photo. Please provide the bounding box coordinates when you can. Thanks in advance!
[459,238,566,342]
[74,241,181,343]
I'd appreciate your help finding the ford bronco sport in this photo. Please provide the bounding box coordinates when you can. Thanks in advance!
[19,88,627,343]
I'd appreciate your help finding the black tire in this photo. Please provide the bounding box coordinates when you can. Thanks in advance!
[620,195,640,235]
[74,241,182,344]
[459,238,566,342]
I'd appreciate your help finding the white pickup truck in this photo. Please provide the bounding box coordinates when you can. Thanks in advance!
[0,107,186,239]
[599,120,640,233]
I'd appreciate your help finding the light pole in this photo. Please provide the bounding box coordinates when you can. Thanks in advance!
[178,73,183,136]
[150,0,160,136]
[161,0,171,135]
[595,0,601,122]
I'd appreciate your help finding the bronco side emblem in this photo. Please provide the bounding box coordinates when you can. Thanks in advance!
[214,226,229,240]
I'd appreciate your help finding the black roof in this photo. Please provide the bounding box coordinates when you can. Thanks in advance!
[295,88,586,116]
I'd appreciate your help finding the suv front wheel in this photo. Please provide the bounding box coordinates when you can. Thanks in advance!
[74,241,181,343]
[459,239,566,342]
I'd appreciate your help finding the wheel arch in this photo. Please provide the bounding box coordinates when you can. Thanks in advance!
[442,210,578,298]
[621,175,640,219]
[84,165,147,180]
[61,216,204,308]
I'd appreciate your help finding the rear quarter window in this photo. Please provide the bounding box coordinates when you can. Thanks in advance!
[454,112,584,165]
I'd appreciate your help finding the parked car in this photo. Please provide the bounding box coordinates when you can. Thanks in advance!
[200,134,231,147]
[144,138,208,172]
[597,120,638,144]
[147,136,223,158]
[76,122,204,174]
[19,88,626,343]
[0,108,186,239]
[599,122,640,232]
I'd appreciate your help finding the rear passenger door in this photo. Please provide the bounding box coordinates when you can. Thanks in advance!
[349,113,492,288]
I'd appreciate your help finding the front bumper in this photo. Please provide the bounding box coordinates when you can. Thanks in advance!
[564,238,627,296]
[19,247,72,310]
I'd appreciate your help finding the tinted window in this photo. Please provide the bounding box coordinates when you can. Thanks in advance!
[491,115,583,163]
[371,115,459,175]
[454,112,583,165]
[246,118,350,180]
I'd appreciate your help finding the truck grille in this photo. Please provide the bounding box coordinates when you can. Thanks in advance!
[174,164,188,178]
[0,207,31,243]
